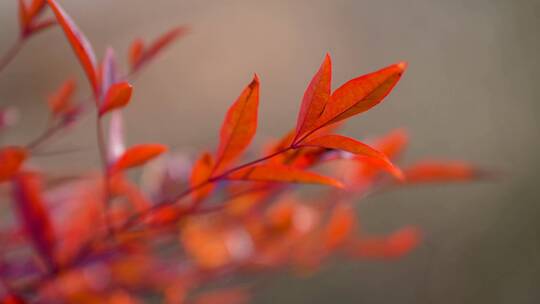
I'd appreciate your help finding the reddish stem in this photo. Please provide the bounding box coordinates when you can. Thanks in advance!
[0,39,24,73]
[96,115,114,233]
[26,120,63,151]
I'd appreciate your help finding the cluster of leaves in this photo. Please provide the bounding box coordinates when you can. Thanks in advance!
[0,1,486,303]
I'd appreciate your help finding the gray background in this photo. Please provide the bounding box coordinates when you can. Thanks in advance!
[0,0,539,303]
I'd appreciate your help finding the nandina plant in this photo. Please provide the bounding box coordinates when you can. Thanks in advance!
[0,1,487,303]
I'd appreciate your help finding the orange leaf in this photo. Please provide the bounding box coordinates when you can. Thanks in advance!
[46,0,99,95]
[358,129,408,179]
[373,128,409,160]
[300,134,403,180]
[324,204,356,250]
[128,38,144,69]
[131,26,188,71]
[190,152,215,203]
[28,0,47,18]
[316,62,406,127]
[111,144,167,173]
[294,54,332,141]
[227,164,343,188]
[98,82,133,116]
[11,173,56,268]
[0,146,27,182]
[181,219,231,269]
[403,160,485,184]
[47,78,76,116]
[348,227,420,259]
[18,0,31,30]
[213,75,260,174]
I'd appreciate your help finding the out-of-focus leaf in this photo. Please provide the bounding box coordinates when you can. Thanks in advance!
[47,79,76,116]
[46,0,99,95]
[403,160,486,184]
[227,164,343,188]
[128,38,144,70]
[181,219,231,269]
[0,147,27,182]
[11,172,56,268]
[347,227,420,259]
[323,204,356,250]
[213,75,260,174]
[130,26,188,71]
[18,0,31,31]
[27,0,47,20]
[98,82,133,116]
[372,128,409,160]
[111,144,167,173]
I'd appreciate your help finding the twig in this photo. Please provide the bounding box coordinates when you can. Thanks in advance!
[0,39,24,73]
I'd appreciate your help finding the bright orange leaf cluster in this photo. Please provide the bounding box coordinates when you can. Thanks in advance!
[0,1,487,303]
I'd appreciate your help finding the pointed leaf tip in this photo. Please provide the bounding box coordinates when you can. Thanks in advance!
[397,61,408,71]
[213,76,260,174]
[294,54,332,142]
[99,82,133,116]
[315,62,406,128]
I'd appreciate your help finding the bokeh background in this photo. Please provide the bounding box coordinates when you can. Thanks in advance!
[1,0,539,303]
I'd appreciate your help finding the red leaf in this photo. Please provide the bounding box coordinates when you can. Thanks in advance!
[11,173,56,268]
[213,75,260,174]
[372,128,409,160]
[47,78,76,116]
[294,54,332,142]
[227,164,343,188]
[128,38,144,69]
[0,147,27,182]
[348,227,420,259]
[324,204,356,250]
[98,82,133,116]
[111,144,167,173]
[358,129,408,179]
[46,0,99,95]
[316,62,407,127]
[403,160,486,184]
[130,26,188,71]
[18,0,31,31]
[28,0,47,20]
[190,152,215,203]
[300,134,404,180]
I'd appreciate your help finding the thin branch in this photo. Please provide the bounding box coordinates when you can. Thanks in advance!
[0,39,24,73]
[96,116,113,234]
